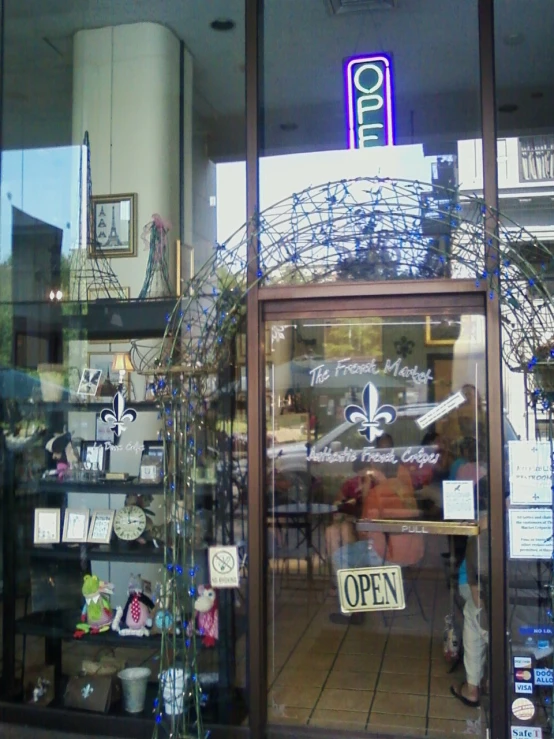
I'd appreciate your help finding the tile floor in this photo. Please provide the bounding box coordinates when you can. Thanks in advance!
[265,537,487,736]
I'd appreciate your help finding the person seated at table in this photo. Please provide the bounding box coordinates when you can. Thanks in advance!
[324,434,393,595]
[329,434,419,624]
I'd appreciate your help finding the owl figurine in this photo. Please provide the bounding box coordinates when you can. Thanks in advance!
[112,574,154,637]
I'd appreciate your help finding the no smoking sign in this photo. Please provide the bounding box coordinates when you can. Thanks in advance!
[209,545,240,588]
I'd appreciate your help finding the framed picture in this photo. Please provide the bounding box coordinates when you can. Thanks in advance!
[34,509,61,544]
[77,368,102,397]
[62,509,90,543]
[89,193,137,258]
[81,440,109,472]
[87,286,130,301]
[143,440,165,473]
[425,316,461,346]
[88,510,115,544]
[88,351,131,398]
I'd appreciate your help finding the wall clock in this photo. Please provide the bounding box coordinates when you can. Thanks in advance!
[113,505,147,541]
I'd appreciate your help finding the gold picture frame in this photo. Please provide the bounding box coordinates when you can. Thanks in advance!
[34,508,61,544]
[89,193,137,258]
[425,316,459,346]
[62,509,90,543]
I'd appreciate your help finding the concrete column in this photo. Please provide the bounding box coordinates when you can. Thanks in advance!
[72,23,182,297]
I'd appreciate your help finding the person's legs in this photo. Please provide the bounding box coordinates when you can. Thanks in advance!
[325,520,356,591]
[451,587,488,706]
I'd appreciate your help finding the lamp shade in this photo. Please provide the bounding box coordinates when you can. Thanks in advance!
[112,353,134,373]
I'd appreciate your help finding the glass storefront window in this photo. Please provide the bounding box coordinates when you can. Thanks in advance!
[265,306,492,735]
[0,0,246,731]
[496,1,554,736]
[260,0,483,285]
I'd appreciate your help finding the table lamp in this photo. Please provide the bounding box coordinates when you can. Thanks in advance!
[112,353,134,388]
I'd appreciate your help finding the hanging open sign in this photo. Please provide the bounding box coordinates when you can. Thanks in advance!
[337,565,405,613]
[344,53,394,149]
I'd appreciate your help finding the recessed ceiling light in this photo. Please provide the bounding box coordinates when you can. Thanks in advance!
[210,18,235,31]
[503,32,524,46]
[279,122,298,132]
[498,103,518,113]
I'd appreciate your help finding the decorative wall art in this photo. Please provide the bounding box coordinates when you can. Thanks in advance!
[89,193,137,258]
[77,368,102,397]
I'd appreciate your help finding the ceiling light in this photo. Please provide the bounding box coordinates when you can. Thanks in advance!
[503,32,524,46]
[498,103,518,113]
[210,19,235,32]
[279,123,298,132]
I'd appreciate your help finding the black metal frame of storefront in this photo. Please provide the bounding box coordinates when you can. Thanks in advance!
[0,0,510,737]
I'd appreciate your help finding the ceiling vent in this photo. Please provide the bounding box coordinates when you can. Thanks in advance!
[327,0,396,14]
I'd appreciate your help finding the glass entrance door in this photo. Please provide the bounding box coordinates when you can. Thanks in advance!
[265,307,491,737]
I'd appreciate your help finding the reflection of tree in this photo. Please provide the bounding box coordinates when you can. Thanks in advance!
[324,318,382,360]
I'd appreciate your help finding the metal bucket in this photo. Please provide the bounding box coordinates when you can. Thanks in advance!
[118,667,151,713]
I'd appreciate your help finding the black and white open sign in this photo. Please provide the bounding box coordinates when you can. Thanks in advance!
[337,565,405,613]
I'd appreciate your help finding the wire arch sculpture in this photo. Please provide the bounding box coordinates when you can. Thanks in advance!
[148,177,554,738]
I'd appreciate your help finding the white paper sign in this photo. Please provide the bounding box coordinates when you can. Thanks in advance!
[442,480,475,520]
[509,441,552,506]
[209,545,240,588]
[416,391,465,430]
[509,508,553,560]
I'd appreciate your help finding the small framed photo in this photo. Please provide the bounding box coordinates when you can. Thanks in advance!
[143,441,165,473]
[34,509,61,544]
[81,440,109,472]
[88,510,115,544]
[77,368,102,397]
[89,193,137,258]
[62,509,90,543]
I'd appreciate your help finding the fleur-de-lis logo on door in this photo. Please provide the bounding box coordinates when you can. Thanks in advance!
[344,381,397,443]
[100,391,137,438]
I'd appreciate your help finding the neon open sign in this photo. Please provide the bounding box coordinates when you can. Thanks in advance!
[345,54,394,149]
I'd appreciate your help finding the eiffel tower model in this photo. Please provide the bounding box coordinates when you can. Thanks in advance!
[69,132,127,302]
[103,206,123,248]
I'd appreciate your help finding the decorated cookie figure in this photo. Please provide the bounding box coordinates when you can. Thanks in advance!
[188,585,218,647]
[74,575,114,638]
[112,574,155,637]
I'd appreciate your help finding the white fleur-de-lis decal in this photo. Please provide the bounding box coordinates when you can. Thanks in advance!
[100,391,137,438]
[81,683,94,699]
[271,324,292,347]
[344,381,397,443]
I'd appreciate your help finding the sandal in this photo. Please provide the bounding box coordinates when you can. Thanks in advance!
[450,682,480,708]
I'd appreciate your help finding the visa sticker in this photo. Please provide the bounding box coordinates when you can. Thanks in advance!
[515,682,533,694]
[534,668,553,686]
[514,657,533,669]
[511,728,542,739]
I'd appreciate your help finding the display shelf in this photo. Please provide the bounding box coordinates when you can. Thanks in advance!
[38,479,164,496]
[19,400,158,413]
[62,297,177,340]
[30,540,166,563]
[15,609,163,648]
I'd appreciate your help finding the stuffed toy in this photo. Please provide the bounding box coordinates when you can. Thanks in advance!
[187,585,218,648]
[46,432,78,480]
[74,575,114,638]
[112,574,155,637]
[150,579,181,636]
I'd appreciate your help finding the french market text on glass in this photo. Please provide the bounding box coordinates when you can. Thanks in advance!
[309,357,433,387]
